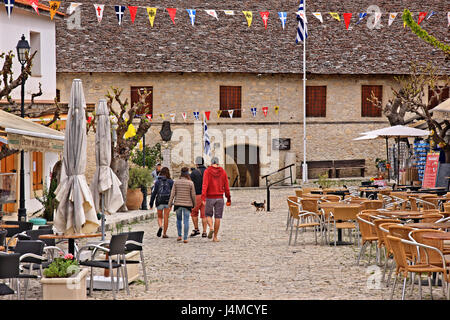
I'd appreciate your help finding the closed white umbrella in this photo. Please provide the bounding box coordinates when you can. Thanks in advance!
[90,99,124,240]
[54,79,100,235]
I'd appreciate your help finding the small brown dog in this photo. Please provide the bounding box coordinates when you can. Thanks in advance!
[251,200,266,212]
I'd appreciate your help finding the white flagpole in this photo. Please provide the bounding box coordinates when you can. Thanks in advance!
[302,0,308,183]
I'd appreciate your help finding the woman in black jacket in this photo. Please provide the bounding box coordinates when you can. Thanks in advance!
[150,167,174,238]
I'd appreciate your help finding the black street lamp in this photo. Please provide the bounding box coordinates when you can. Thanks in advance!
[16,34,30,222]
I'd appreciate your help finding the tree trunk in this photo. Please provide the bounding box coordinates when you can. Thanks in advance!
[445,149,450,164]
[111,157,129,212]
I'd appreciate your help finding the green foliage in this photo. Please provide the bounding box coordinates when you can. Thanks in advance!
[128,167,153,189]
[34,178,58,222]
[43,256,79,278]
[317,173,334,189]
[402,9,450,56]
[130,142,163,169]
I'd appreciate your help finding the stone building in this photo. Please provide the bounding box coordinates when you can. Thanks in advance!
[54,0,449,186]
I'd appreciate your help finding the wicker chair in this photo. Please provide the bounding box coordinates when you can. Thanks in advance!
[385,225,414,287]
[294,190,303,198]
[372,218,402,265]
[421,213,444,223]
[360,200,383,210]
[378,223,404,285]
[320,195,341,203]
[286,196,299,231]
[328,206,360,246]
[356,213,379,266]
[287,202,322,246]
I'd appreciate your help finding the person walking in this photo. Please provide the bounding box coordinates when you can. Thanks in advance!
[190,157,207,238]
[150,167,173,238]
[168,167,196,243]
[201,157,231,242]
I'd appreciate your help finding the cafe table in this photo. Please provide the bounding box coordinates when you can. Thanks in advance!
[0,224,19,229]
[421,232,450,241]
[319,202,361,245]
[39,233,102,255]
[406,222,450,230]
[377,211,425,223]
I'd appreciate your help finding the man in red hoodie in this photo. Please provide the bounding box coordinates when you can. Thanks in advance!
[201,157,231,242]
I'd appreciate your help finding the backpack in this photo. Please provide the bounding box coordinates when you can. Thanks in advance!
[156,179,171,204]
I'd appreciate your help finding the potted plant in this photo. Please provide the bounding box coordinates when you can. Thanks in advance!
[40,254,89,300]
[126,167,153,210]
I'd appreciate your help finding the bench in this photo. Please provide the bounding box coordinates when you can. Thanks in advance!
[305,160,334,178]
[333,159,366,178]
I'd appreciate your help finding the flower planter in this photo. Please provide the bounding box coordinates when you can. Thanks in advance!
[126,188,143,210]
[41,268,89,300]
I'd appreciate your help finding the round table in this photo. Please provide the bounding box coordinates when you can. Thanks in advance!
[421,232,450,241]
[377,211,425,222]
[406,222,450,230]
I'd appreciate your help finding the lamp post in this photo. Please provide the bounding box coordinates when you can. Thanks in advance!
[16,34,30,222]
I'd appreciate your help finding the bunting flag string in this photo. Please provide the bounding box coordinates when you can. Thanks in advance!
[388,12,398,26]
[4,0,14,18]
[204,111,210,121]
[115,5,125,25]
[193,111,199,121]
[128,5,137,23]
[228,110,234,119]
[49,1,60,19]
[68,2,81,14]
[312,12,323,23]
[170,113,176,122]
[274,106,279,115]
[355,13,367,25]
[374,12,382,26]
[417,11,427,25]
[343,12,352,29]
[181,112,187,121]
[262,107,268,117]
[251,107,257,117]
[426,11,437,20]
[448,12,450,27]
[94,4,104,23]
[147,7,156,27]
[166,7,176,24]
[216,110,222,118]
[186,9,196,26]
[160,113,165,120]
[329,12,340,22]
[260,11,269,29]
[146,114,152,121]
[223,10,234,15]
[243,11,252,27]
[278,12,287,29]
[205,9,218,20]
[29,0,39,15]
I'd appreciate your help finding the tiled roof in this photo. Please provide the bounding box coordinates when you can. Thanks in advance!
[55,0,449,74]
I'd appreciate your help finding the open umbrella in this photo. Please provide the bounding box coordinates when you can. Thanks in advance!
[355,125,430,183]
[54,79,100,235]
[90,99,124,240]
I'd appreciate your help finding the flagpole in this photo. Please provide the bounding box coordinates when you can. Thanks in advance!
[302,0,308,184]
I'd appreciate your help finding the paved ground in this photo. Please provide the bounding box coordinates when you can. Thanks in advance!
[3,186,448,300]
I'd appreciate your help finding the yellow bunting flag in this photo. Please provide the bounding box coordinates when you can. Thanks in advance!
[274,106,279,115]
[217,110,222,118]
[329,12,340,21]
[160,113,165,120]
[147,7,157,27]
[138,138,143,151]
[49,1,60,19]
[124,123,136,139]
[242,11,253,27]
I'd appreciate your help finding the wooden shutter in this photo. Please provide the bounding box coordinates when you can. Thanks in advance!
[131,86,153,116]
[306,86,327,117]
[362,85,382,117]
[220,86,242,118]
[32,152,43,191]
[1,152,17,212]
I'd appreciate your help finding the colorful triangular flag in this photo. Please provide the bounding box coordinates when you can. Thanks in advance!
[115,5,126,25]
[243,11,253,27]
[312,12,323,23]
[170,113,176,122]
[128,6,137,23]
[274,106,280,115]
[166,8,176,24]
[186,9,196,26]
[374,12,382,26]
[193,111,199,121]
[217,110,222,118]
[278,12,287,29]
[147,7,157,27]
[29,0,39,15]
[204,111,211,121]
[426,11,437,20]
[355,13,367,25]
[48,1,60,19]
[68,2,81,15]
[417,12,427,25]
[94,4,104,23]
[448,12,450,27]
[4,0,15,18]
[205,9,218,20]
[262,107,268,117]
[146,114,152,121]
[343,13,352,29]
[329,12,340,22]
[223,10,234,15]
[181,112,187,121]
[124,123,136,139]
[388,12,398,26]
[251,107,257,117]
[160,113,165,120]
[228,110,234,118]
[260,11,269,29]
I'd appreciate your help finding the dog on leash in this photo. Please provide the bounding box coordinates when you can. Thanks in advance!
[251,200,266,212]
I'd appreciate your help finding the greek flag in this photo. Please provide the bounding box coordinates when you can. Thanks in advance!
[203,119,211,156]
[193,111,200,120]
[355,13,367,25]
[295,0,307,44]
[251,107,257,117]
[4,0,14,18]
[278,12,287,29]
[426,11,437,20]
[186,9,196,26]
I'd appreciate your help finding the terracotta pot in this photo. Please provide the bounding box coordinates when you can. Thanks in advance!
[126,188,143,210]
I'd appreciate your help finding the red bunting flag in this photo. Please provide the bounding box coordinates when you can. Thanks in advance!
[417,12,427,25]
[87,116,92,124]
[146,114,152,121]
[262,107,268,117]
[343,13,352,30]
[28,0,39,14]
[204,111,211,121]
[166,8,176,24]
[128,6,138,23]
[260,11,269,29]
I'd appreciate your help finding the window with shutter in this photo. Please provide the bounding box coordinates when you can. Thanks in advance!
[361,85,382,117]
[32,152,43,191]
[306,86,327,117]
[220,86,242,118]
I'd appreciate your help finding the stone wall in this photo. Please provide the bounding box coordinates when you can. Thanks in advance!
[58,72,397,184]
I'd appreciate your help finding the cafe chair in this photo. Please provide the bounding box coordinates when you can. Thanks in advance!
[387,235,446,300]
[119,231,149,292]
[294,190,303,198]
[385,225,414,287]
[355,213,379,266]
[328,206,360,247]
[286,197,299,231]
[21,229,65,267]
[0,229,7,251]
[320,195,341,203]
[0,252,22,299]
[288,203,322,246]
[77,233,129,300]
[370,218,401,265]
[360,200,383,210]
[421,213,444,223]
[378,223,404,286]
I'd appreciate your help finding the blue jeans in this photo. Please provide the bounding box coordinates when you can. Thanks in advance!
[176,207,190,240]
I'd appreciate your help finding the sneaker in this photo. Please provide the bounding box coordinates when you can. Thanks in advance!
[190,229,200,237]
[157,227,162,237]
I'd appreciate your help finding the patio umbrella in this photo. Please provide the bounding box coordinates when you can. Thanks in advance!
[432,98,450,119]
[355,125,430,184]
[54,79,100,235]
[90,99,124,240]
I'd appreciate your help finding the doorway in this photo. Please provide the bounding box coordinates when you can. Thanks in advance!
[224,144,260,187]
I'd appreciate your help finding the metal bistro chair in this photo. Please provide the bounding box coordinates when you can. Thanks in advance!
[0,252,21,299]
[328,206,360,246]
[119,231,149,292]
[286,196,299,231]
[78,233,129,300]
[355,213,379,266]
[287,201,322,246]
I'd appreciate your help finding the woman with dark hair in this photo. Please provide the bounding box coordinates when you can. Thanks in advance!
[150,167,173,238]
[168,167,196,243]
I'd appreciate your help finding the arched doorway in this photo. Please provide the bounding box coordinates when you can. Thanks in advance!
[224,144,260,187]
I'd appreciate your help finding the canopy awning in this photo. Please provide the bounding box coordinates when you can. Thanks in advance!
[0,109,65,153]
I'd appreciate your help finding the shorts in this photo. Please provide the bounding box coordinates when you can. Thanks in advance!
[157,204,169,210]
[191,195,205,219]
[205,198,224,219]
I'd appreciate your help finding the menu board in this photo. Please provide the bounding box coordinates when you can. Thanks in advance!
[422,152,440,189]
